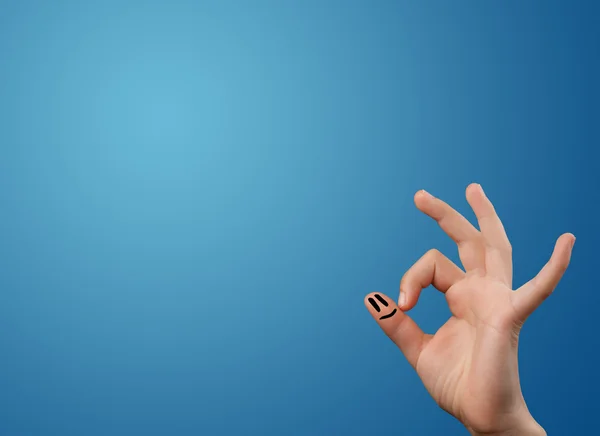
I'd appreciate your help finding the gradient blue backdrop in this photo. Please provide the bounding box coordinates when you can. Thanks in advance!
[0,1,598,435]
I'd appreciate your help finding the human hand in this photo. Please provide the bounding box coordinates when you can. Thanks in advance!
[365,184,575,435]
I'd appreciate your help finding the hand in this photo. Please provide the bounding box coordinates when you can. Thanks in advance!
[364,184,575,435]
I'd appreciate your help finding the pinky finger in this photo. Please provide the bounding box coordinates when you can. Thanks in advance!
[512,233,576,321]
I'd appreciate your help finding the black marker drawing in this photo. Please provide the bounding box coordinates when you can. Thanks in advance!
[379,308,397,320]
[374,294,388,307]
[368,297,380,312]
[369,294,397,320]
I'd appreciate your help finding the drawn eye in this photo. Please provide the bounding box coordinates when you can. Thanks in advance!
[368,297,381,312]
[375,294,388,307]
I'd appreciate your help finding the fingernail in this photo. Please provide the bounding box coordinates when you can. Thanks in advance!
[399,292,406,308]
[571,236,576,248]
[421,189,433,199]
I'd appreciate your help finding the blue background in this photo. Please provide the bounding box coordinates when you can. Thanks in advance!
[0,1,598,434]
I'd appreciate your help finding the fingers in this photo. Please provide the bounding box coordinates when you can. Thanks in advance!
[512,233,576,320]
[466,184,513,285]
[414,190,485,271]
[364,292,430,368]
[399,249,465,310]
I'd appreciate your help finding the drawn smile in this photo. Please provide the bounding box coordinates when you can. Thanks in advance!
[379,308,397,320]
[368,294,398,320]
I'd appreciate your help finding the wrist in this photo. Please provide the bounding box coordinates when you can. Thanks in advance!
[468,414,546,436]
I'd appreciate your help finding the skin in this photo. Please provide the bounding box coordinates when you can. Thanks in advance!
[364,184,575,436]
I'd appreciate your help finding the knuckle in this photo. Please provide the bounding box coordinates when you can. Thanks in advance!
[543,288,555,299]
[558,259,569,273]
[391,314,410,337]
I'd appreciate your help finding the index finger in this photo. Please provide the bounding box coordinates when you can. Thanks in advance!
[414,190,484,271]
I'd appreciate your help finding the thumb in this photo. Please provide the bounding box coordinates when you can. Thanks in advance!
[364,292,428,368]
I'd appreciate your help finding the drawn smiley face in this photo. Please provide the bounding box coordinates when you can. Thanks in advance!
[368,294,397,320]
